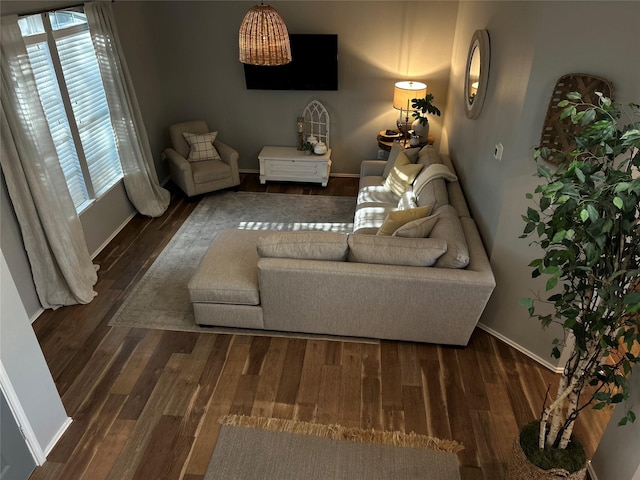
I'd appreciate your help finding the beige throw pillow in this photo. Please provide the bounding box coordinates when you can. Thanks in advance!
[382,142,421,178]
[347,234,447,267]
[383,152,424,196]
[393,212,440,238]
[377,205,432,236]
[182,131,222,162]
[257,231,348,261]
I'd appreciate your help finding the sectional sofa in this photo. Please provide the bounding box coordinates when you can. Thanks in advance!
[188,144,495,346]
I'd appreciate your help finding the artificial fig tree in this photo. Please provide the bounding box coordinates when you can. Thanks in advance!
[520,92,640,466]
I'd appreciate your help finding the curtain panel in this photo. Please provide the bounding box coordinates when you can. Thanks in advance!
[85,1,170,218]
[0,16,98,309]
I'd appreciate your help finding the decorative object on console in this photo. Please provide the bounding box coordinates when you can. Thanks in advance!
[296,116,304,150]
[393,81,426,145]
[313,141,328,155]
[302,141,313,155]
[464,30,490,119]
[239,3,291,66]
[411,94,441,142]
[538,73,613,164]
[303,100,330,149]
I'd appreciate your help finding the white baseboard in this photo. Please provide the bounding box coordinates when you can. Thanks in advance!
[90,211,137,260]
[587,461,599,480]
[477,323,563,374]
[0,363,47,465]
[44,416,73,458]
[29,307,45,325]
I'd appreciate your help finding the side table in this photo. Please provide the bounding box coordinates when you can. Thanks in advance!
[377,133,435,152]
[258,146,332,187]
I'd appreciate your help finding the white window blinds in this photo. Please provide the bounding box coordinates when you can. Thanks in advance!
[18,9,123,212]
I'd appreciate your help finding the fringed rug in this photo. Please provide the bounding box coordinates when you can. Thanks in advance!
[204,415,463,480]
[108,191,355,333]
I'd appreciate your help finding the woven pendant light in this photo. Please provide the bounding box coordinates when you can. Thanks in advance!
[239,3,292,66]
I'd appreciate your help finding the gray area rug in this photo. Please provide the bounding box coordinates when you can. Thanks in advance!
[205,415,462,480]
[108,191,356,333]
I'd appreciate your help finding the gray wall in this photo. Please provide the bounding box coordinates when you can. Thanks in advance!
[114,1,459,177]
[591,368,640,480]
[0,249,70,457]
[443,1,640,368]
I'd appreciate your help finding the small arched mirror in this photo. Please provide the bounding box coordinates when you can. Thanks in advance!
[464,30,490,119]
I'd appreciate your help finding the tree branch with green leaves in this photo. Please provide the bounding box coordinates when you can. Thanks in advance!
[520,92,640,457]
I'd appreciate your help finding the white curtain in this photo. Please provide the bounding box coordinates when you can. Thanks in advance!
[0,16,98,309]
[85,1,170,218]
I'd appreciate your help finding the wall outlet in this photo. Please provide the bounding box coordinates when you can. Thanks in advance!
[494,143,504,161]
[377,149,385,160]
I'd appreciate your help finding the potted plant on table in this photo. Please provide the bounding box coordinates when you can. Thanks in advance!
[410,94,441,141]
[512,92,640,478]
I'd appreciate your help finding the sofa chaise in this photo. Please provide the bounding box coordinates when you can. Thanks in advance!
[188,145,495,346]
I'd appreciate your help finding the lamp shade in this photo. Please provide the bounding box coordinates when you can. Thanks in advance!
[239,4,292,66]
[393,81,427,110]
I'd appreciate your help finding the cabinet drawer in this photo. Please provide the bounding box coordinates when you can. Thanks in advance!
[264,159,324,176]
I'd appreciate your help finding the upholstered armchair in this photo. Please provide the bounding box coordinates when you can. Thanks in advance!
[164,121,240,197]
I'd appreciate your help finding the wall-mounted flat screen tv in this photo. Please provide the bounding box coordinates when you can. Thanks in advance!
[243,34,338,91]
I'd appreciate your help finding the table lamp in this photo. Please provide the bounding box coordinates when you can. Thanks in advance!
[393,81,427,145]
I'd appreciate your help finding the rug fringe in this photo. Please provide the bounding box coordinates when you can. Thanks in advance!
[219,414,464,454]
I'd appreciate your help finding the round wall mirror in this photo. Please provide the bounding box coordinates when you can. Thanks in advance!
[464,30,490,119]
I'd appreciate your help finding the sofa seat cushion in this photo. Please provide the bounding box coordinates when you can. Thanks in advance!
[257,231,348,261]
[353,201,396,234]
[188,229,263,305]
[357,183,399,205]
[429,205,470,268]
[191,159,233,184]
[347,234,447,267]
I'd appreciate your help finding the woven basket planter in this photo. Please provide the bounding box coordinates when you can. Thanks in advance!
[507,438,587,480]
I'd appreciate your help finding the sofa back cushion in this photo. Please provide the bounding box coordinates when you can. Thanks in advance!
[416,145,442,166]
[428,205,470,268]
[347,234,447,267]
[257,232,348,261]
[382,142,420,178]
[383,151,424,196]
[415,176,449,210]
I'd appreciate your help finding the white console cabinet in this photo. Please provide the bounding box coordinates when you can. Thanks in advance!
[258,146,332,187]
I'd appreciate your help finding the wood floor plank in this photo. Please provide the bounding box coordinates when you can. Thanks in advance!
[421,359,453,440]
[27,176,612,480]
[249,337,289,419]
[380,341,404,431]
[272,338,306,419]
[296,340,326,410]
[361,343,383,430]
[82,419,136,480]
[338,342,363,428]
[118,331,197,421]
[316,364,342,425]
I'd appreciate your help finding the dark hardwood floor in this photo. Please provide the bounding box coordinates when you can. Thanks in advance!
[29,174,610,479]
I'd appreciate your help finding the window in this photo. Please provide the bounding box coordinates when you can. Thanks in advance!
[18,9,123,213]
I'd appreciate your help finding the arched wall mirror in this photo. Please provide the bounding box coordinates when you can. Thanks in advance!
[464,29,490,119]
